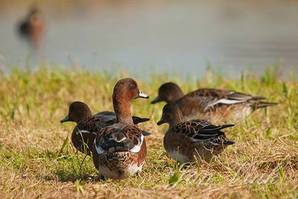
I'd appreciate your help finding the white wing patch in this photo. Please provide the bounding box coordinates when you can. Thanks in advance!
[206,98,243,110]
[129,135,144,153]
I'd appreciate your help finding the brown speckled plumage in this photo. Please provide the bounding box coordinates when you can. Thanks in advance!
[162,120,234,163]
[92,123,147,179]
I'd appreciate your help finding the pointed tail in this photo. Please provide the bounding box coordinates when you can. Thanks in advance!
[220,124,235,130]
[132,116,150,124]
[253,101,278,110]
[224,139,235,146]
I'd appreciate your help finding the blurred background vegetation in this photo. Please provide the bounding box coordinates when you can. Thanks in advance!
[0,0,297,78]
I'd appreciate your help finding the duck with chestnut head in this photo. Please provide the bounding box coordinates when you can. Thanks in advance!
[91,78,151,179]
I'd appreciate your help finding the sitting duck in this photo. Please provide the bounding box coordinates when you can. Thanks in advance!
[152,82,277,125]
[157,104,235,163]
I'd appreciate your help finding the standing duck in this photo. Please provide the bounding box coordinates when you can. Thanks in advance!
[91,78,150,179]
[152,82,277,125]
[61,101,149,155]
[157,104,235,163]
[18,7,45,48]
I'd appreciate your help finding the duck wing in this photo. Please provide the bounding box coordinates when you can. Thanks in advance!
[94,124,146,155]
[94,111,150,125]
[185,88,267,111]
[172,120,234,145]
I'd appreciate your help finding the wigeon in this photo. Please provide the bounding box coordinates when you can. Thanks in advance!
[157,104,234,163]
[91,78,150,179]
[153,82,277,125]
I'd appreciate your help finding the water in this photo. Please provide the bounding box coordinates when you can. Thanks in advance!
[0,0,297,78]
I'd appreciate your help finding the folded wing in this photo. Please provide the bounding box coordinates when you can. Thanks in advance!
[94,124,145,155]
[173,120,234,145]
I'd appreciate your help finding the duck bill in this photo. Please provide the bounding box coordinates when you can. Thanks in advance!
[157,119,166,125]
[138,91,149,99]
[151,96,161,104]
[60,115,70,123]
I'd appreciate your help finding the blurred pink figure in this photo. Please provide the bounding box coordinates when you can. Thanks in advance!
[18,7,45,49]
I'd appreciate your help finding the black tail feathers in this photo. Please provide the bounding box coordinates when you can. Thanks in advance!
[132,116,150,124]
[253,101,278,110]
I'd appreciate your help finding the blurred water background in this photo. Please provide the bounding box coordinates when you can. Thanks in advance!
[0,0,297,78]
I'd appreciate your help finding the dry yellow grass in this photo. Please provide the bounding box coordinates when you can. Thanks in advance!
[0,68,297,198]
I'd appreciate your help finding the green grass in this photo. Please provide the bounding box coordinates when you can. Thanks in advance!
[0,67,297,198]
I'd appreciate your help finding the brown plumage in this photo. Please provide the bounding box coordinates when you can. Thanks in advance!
[91,78,150,179]
[61,101,150,155]
[155,83,277,125]
[158,117,234,163]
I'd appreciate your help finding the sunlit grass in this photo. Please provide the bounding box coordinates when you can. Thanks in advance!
[0,67,297,198]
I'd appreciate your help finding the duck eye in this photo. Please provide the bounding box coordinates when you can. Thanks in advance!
[129,82,137,89]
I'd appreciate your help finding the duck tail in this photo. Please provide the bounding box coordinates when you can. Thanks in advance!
[252,101,278,110]
[252,96,267,101]
[132,116,150,124]
[219,124,235,130]
[224,139,235,146]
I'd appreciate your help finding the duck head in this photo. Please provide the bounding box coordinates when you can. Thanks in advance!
[157,103,181,127]
[113,78,149,124]
[113,78,149,101]
[61,101,92,124]
[151,82,184,104]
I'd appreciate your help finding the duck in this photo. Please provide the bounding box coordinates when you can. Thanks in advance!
[153,82,277,125]
[157,104,235,163]
[61,101,150,155]
[91,78,150,179]
[18,6,44,48]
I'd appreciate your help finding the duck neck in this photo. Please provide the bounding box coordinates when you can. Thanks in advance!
[76,110,92,124]
[169,106,183,127]
[113,96,134,125]
[173,90,184,102]
[82,112,92,122]
[166,86,184,103]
